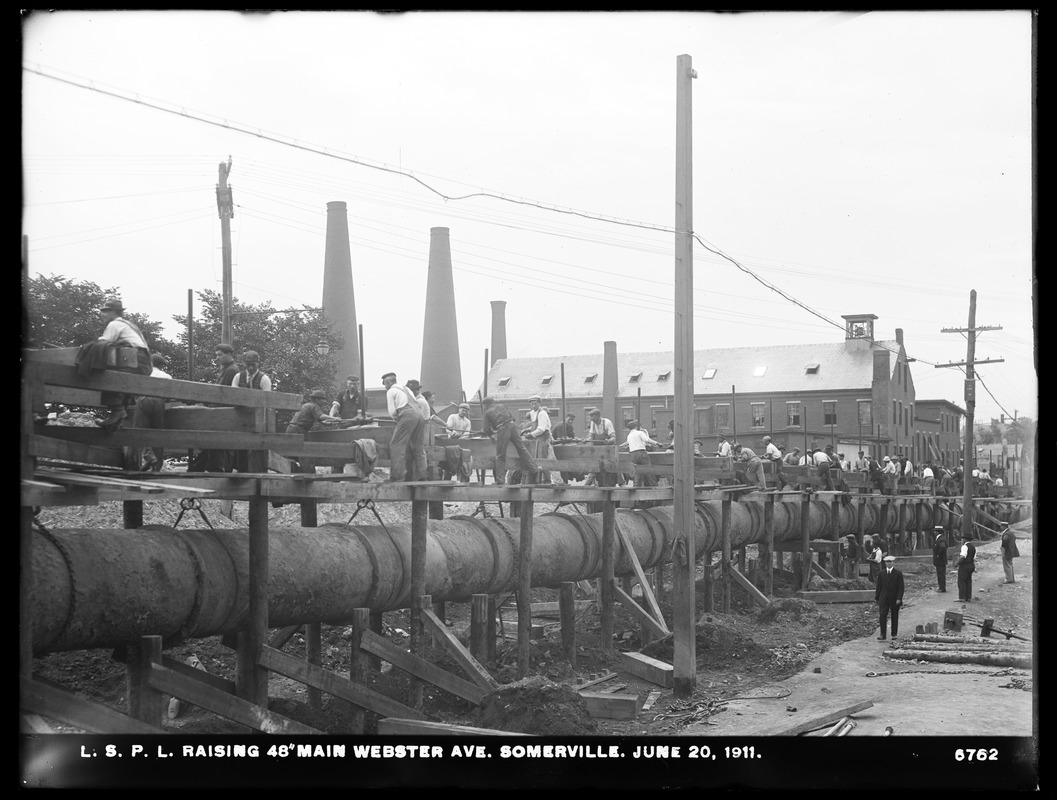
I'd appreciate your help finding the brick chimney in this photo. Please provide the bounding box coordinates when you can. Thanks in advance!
[321,201,360,382]
[420,227,463,405]
[490,301,507,365]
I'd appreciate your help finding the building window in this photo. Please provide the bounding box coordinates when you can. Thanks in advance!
[892,400,897,425]
[751,403,765,428]
[498,377,511,387]
[753,366,767,377]
[857,400,872,428]
[805,363,820,375]
[621,406,635,425]
[583,373,597,384]
[657,371,671,381]
[824,401,837,427]
[715,404,730,431]
[786,402,801,428]
[629,372,642,383]
[703,368,717,380]
[540,375,553,386]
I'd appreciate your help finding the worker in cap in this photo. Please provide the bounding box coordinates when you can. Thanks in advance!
[232,350,271,391]
[841,534,860,579]
[932,527,949,593]
[479,394,538,484]
[875,553,904,641]
[552,411,578,442]
[581,407,617,486]
[716,432,732,458]
[286,389,340,437]
[442,401,473,440]
[525,395,562,484]
[93,296,151,430]
[625,419,661,488]
[331,374,365,421]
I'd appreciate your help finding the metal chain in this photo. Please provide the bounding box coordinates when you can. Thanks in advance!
[866,667,1028,678]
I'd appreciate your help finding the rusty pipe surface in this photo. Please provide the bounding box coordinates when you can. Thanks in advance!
[30,498,947,654]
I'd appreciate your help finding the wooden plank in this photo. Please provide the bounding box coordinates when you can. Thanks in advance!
[267,625,302,650]
[42,384,102,407]
[579,691,639,720]
[359,629,487,705]
[257,645,426,721]
[530,601,596,616]
[21,479,67,494]
[21,677,167,735]
[618,651,674,689]
[616,522,669,634]
[795,590,875,603]
[500,623,546,640]
[641,691,662,712]
[20,713,55,734]
[730,566,771,607]
[147,662,319,734]
[31,361,303,410]
[612,581,668,639]
[810,560,835,581]
[377,718,532,736]
[753,700,875,737]
[29,434,124,468]
[160,654,236,695]
[773,539,841,553]
[420,608,499,692]
[576,672,618,690]
[33,469,164,493]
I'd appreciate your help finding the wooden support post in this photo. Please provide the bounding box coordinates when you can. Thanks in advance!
[879,499,890,550]
[470,594,489,664]
[560,582,576,666]
[368,611,383,671]
[916,500,924,551]
[856,496,866,565]
[600,479,616,657]
[237,490,269,708]
[127,635,164,725]
[349,608,369,734]
[897,501,907,555]
[826,496,840,572]
[486,596,497,662]
[306,622,322,710]
[763,495,775,597]
[409,497,428,709]
[721,497,732,613]
[123,500,143,530]
[428,466,444,520]
[300,499,321,709]
[517,489,535,678]
[801,492,812,591]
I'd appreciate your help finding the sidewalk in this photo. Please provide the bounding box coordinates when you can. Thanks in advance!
[682,534,1034,736]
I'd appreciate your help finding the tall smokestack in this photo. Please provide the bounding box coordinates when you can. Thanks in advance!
[490,301,507,365]
[321,201,360,383]
[420,227,463,404]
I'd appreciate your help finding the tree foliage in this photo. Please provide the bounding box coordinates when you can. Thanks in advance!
[25,273,180,364]
[172,290,339,423]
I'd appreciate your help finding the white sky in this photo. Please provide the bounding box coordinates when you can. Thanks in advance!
[21,10,1036,422]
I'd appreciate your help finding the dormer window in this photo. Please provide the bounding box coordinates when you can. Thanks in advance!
[629,372,642,383]
[497,377,511,387]
[583,374,597,384]
[703,368,717,379]
[805,363,820,375]
[753,366,767,377]
[657,371,671,381]
[541,375,553,386]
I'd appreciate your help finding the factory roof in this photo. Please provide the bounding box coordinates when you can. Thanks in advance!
[477,340,903,401]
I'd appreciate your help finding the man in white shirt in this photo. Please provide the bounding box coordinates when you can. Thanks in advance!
[132,352,172,470]
[231,350,272,391]
[921,463,935,490]
[625,419,661,487]
[445,403,473,438]
[583,408,616,486]
[95,297,152,429]
[383,372,427,482]
[525,396,563,484]
[716,433,732,458]
[853,451,870,472]
[813,447,835,491]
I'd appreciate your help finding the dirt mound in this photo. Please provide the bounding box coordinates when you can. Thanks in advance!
[811,578,874,591]
[754,597,821,624]
[640,613,770,668]
[475,676,597,735]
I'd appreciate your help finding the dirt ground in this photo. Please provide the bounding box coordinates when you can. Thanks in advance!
[30,488,1034,739]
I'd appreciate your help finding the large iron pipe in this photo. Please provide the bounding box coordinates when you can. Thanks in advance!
[30,499,943,654]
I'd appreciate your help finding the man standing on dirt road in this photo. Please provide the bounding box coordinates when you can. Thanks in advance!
[875,555,904,641]
[956,535,977,602]
[1000,527,1020,584]
[932,528,948,592]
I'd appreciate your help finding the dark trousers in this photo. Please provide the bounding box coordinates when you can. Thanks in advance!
[631,450,656,488]
[933,560,947,591]
[817,462,834,490]
[494,422,537,483]
[878,602,900,638]
[389,408,426,481]
[957,563,974,600]
[131,396,166,469]
[101,347,152,408]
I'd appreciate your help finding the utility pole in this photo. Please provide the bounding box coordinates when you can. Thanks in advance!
[217,158,234,347]
[672,53,697,698]
[938,290,1004,541]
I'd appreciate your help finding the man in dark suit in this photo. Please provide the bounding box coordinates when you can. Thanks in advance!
[932,528,949,592]
[875,555,905,641]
